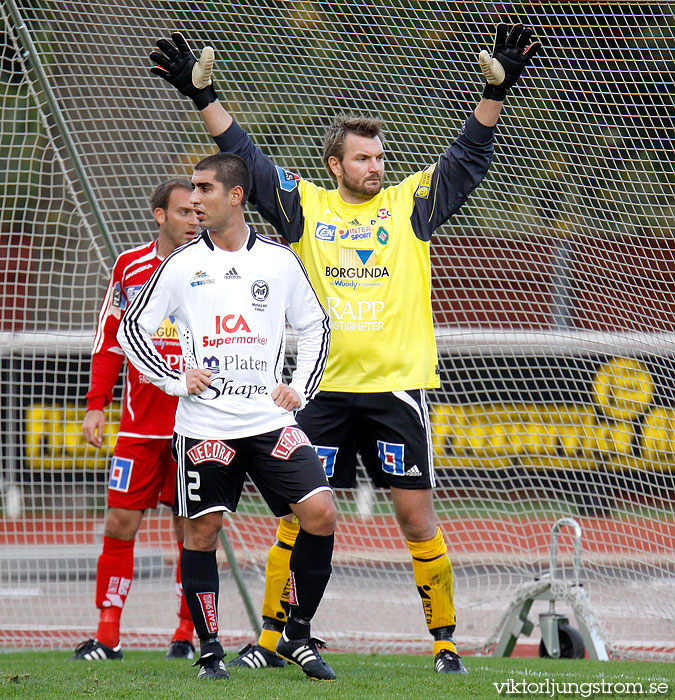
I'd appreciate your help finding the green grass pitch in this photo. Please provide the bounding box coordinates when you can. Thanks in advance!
[0,651,673,700]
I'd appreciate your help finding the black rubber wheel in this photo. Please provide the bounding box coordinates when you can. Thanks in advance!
[538,623,585,658]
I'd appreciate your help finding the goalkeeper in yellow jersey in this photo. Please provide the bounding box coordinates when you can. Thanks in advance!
[149,23,540,674]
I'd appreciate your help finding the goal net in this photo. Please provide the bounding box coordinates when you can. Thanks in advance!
[0,0,673,661]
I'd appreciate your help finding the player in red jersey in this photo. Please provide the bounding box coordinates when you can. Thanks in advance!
[72,178,200,661]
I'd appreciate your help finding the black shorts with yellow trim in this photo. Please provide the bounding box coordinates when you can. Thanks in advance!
[172,425,332,519]
[296,390,435,489]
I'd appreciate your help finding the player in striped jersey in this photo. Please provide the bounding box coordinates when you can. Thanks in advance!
[117,153,337,681]
[73,179,200,662]
[148,24,540,674]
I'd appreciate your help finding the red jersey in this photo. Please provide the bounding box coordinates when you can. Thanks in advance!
[87,240,182,438]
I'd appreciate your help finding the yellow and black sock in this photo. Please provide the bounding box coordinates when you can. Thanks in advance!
[407,527,458,655]
[257,518,299,651]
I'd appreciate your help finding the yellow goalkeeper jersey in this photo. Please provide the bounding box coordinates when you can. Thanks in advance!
[289,178,436,391]
[214,115,495,392]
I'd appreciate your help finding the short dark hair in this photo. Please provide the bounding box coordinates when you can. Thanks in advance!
[149,177,192,213]
[322,114,384,179]
[194,152,252,205]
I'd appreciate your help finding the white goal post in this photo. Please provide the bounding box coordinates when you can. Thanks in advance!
[0,0,673,661]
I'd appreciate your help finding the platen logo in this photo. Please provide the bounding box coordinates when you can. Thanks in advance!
[202,356,221,373]
[202,355,268,372]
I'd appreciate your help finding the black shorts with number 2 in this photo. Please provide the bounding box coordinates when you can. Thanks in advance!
[172,425,332,519]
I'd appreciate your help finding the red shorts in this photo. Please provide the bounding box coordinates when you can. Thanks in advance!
[106,436,176,510]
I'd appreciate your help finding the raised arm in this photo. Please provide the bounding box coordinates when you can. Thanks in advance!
[479,24,541,102]
[149,31,230,135]
[409,23,542,237]
[473,98,502,128]
[149,32,307,242]
[475,23,541,121]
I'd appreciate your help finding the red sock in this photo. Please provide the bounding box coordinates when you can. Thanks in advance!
[96,607,122,649]
[172,541,194,642]
[95,536,134,648]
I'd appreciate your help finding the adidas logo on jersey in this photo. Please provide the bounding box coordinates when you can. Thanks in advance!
[405,465,422,477]
[224,267,241,279]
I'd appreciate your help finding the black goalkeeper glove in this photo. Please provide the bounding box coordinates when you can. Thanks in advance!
[149,32,217,110]
[479,23,541,101]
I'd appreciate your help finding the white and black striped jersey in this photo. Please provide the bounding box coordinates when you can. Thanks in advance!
[117,228,330,440]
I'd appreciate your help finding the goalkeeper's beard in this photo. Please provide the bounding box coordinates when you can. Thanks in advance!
[340,171,384,200]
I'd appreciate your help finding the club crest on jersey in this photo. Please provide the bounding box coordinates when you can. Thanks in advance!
[376,227,389,245]
[314,222,336,242]
[187,440,236,466]
[251,279,269,301]
[190,270,215,287]
[271,426,311,460]
[276,165,300,192]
